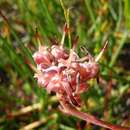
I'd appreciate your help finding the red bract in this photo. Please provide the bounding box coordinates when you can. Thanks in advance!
[51,45,68,60]
[33,22,109,108]
[33,35,101,107]
[33,46,53,67]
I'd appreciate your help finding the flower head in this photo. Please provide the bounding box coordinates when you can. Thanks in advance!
[33,25,108,107]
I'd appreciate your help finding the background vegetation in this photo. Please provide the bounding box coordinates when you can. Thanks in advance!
[0,0,130,129]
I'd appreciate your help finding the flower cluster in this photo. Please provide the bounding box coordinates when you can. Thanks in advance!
[33,25,107,107]
[33,45,100,107]
[32,27,130,130]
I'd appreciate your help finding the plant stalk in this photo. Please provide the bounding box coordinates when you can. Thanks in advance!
[59,100,130,130]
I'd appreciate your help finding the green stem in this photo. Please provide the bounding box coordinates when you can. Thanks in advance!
[84,0,97,31]
[60,0,71,49]
[110,32,127,67]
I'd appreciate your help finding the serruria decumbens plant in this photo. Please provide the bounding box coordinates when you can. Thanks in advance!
[33,24,130,130]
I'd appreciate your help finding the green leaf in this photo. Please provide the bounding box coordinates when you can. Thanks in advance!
[124,0,130,29]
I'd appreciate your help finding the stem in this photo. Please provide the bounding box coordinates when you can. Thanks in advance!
[84,0,98,31]
[110,32,127,67]
[60,0,72,49]
[59,100,130,130]
[60,23,67,47]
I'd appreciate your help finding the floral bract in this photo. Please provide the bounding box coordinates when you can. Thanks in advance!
[33,25,103,107]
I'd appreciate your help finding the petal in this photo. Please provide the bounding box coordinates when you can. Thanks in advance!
[51,45,68,60]
[33,52,44,64]
[46,81,62,93]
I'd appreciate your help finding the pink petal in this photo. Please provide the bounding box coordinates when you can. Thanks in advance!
[51,45,68,60]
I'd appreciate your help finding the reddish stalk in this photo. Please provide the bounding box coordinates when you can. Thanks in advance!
[59,99,130,130]
[33,23,130,130]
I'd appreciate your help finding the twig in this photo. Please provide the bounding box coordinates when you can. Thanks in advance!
[19,114,57,130]
[19,118,46,130]
[59,100,130,130]
[8,103,42,117]
[103,79,112,121]
[0,96,58,123]
[0,10,9,25]
[0,103,41,123]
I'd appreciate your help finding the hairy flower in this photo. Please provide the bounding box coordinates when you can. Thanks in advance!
[33,30,107,108]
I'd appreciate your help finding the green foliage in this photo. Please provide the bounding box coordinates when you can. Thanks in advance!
[124,0,130,29]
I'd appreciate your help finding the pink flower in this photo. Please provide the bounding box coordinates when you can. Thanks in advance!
[51,45,69,60]
[33,42,100,107]
[33,46,53,67]
[33,27,108,107]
